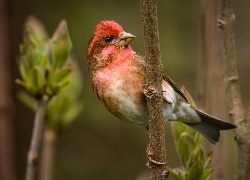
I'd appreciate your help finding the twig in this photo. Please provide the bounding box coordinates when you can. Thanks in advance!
[217,0,250,179]
[25,95,49,180]
[198,0,228,179]
[39,127,57,180]
[140,0,168,179]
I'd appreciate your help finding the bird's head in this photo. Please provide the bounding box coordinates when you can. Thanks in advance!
[87,20,135,55]
[86,20,136,74]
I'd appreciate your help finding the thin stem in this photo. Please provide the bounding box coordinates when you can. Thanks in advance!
[218,0,250,179]
[25,95,49,180]
[39,127,57,180]
[199,0,229,179]
[140,0,168,179]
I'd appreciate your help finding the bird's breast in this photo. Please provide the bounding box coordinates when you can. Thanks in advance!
[92,58,148,127]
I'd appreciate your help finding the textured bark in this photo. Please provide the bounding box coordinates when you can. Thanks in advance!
[140,0,168,179]
[198,0,228,179]
[0,0,17,179]
[218,0,250,179]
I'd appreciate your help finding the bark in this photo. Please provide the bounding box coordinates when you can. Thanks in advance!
[217,0,250,179]
[198,0,228,179]
[25,95,49,180]
[140,0,168,179]
[0,0,17,179]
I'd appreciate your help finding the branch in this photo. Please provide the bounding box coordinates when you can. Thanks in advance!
[199,0,228,179]
[39,128,57,180]
[140,0,168,179]
[25,95,49,180]
[218,0,250,179]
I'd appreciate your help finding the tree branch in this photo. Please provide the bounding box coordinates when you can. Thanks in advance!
[25,95,49,180]
[198,0,230,179]
[218,0,250,179]
[39,127,57,180]
[140,0,168,179]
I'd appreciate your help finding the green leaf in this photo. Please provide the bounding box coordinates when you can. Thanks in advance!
[167,167,188,180]
[171,121,186,144]
[19,59,29,82]
[17,91,36,110]
[167,167,180,180]
[34,44,48,66]
[187,147,205,170]
[45,67,83,133]
[22,44,36,68]
[35,66,46,92]
[204,151,213,168]
[15,79,37,95]
[193,132,202,146]
[51,20,72,69]
[177,132,196,166]
[188,161,204,180]
[48,66,72,85]
[46,92,82,133]
[200,169,213,180]
[24,16,48,46]
[45,83,59,97]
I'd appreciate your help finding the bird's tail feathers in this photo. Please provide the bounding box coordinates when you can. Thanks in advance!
[185,109,236,144]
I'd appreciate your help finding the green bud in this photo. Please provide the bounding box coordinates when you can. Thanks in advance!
[17,16,81,136]
[200,169,213,180]
[51,20,72,69]
[48,66,72,86]
[204,151,213,168]
[188,161,204,180]
[17,91,36,110]
[24,16,48,46]
[45,68,82,133]
[187,146,205,170]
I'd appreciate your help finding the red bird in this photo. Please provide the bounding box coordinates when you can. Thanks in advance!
[86,20,236,144]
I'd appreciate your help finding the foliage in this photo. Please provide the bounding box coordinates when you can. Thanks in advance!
[16,16,82,132]
[16,16,73,99]
[168,86,213,180]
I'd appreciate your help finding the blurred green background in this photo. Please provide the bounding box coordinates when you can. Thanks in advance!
[7,0,250,179]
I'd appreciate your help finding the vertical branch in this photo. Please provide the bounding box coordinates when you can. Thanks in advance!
[39,128,57,180]
[198,0,229,179]
[0,0,16,180]
[218,0,250,179]
[25,95,49,180]
[140,0,168,179]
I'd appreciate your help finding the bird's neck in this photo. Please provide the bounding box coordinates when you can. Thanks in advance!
[88,45,135,76]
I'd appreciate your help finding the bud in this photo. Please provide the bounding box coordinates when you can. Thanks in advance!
[51,20,72,69]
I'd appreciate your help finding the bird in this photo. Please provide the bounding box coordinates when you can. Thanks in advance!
[86,20,236,144]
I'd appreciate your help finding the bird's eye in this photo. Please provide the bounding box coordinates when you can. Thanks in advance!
[104,36,112,43]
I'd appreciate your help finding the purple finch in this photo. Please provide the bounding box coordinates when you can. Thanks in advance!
[86,20,236,144]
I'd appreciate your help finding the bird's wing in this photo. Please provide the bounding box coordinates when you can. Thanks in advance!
[134,52,188,103]
[162,72,188,102]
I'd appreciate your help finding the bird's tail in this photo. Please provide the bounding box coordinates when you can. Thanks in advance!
[185,109,236,144]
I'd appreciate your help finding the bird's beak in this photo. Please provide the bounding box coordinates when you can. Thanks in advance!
[118,31,136,47]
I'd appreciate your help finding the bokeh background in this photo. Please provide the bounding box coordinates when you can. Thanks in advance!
[2,0,250,179]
